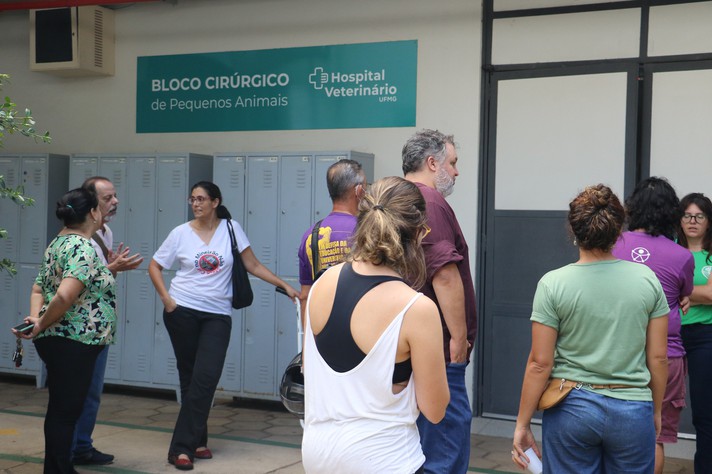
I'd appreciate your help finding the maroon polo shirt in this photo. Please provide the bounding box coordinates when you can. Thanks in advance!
[415,182,477,363]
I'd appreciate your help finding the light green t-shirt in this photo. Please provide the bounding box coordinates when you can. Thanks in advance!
[681,250,712,326]
[532,259,669,401]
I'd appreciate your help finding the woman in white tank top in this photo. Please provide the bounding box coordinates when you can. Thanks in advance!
[302,177,450,474]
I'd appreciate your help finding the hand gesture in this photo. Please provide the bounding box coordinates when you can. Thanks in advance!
[108,243,144,273]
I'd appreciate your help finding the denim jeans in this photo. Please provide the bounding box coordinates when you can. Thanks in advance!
[72,344,109,457]
[682,323,712,474]
[416,362,471,474]
[163,305,232,460]
[543,388,655,474]
[34,336,102,474]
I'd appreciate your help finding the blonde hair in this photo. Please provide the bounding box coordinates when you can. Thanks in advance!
[349,176,427,288]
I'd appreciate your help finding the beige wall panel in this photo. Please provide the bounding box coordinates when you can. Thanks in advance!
[649,2,712,57]
[495,73,627,210]
[650,69,712,198]
[492,9,640,64]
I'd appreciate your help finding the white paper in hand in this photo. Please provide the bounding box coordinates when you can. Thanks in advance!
[523,447,542,474]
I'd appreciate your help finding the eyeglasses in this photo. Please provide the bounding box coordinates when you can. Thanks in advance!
[188,196,210,205]
[682,213,707,223]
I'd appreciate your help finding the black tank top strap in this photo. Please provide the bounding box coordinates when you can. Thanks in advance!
[315,263,403,373]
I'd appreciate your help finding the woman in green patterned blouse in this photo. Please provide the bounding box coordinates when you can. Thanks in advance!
[13,187,116,474]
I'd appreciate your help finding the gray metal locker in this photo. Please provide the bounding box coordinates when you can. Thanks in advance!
[98,157,130,381]
[68,155,99,188]
[122,270,155,382]
[152,271,178,386]
[245,156,279,272]
[313,156,335,221]
[0,156,21,263]
[0,271,18,370]
[218,308,243,392]
[99,156,129,245]
[242,278,277,395]
[275,277,300,382]
[278,156,313,277]
[213,155,246,224]
[18,155,69,264]
[126,156,157,269]
[212,155,247,393]
[156,154,211,246]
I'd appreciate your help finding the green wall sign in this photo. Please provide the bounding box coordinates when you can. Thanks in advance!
[136,40,417,133]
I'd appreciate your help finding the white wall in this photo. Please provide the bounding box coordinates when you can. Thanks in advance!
[0,1,481,245]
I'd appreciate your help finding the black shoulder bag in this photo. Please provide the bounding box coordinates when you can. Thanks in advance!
[226,219,253,309]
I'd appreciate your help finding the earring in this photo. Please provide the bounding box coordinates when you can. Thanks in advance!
[573,239,578,246]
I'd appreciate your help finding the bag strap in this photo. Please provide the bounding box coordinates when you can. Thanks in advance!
[92,231,110,262]
[226,219,237,251]
[310,219,323,280]
[555,378,635,391]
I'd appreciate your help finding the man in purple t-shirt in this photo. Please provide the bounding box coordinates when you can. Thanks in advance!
[297,159,366,325]
[612,177,694,474]
[403,129,477,474]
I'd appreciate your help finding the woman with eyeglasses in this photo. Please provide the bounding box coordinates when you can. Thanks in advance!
[148,181,299,471]
[678,193,712,473]
[612,177,694,474]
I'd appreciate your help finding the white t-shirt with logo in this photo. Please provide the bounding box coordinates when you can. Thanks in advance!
[153,219,250,316]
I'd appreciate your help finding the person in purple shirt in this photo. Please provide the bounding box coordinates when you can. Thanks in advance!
[403,129,477,474]
[612,176,694,474]
[297,159,366,326]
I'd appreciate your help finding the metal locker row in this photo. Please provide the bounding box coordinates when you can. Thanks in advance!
[212,151,374,400]
[1,150,373,399]
[0,154,69,264]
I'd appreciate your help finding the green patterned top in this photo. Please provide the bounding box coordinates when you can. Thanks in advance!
[34,234,116,345]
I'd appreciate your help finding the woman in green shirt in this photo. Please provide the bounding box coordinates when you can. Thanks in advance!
[13,187,116,474]
[678,192,712,473]
[512,184,669,474]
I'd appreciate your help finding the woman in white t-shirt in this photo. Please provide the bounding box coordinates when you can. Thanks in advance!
[149,181,299,471]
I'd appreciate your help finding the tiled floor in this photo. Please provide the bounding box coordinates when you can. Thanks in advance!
[0,374,694,473]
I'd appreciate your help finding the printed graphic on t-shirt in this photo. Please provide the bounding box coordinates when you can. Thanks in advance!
[194,251,224,274]
[306,226,352,272]
[702,266,712,280]
[631,247,651,263]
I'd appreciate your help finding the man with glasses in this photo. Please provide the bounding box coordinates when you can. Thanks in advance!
[297,159,366,324]
[403,129,477,474]
[72,177,143,466]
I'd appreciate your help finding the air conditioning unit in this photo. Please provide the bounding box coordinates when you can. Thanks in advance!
[30,6,115,77]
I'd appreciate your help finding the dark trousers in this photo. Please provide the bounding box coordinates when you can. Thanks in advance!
[34,336,102,474]
[682,323,712,474]
[163,305,232,459]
